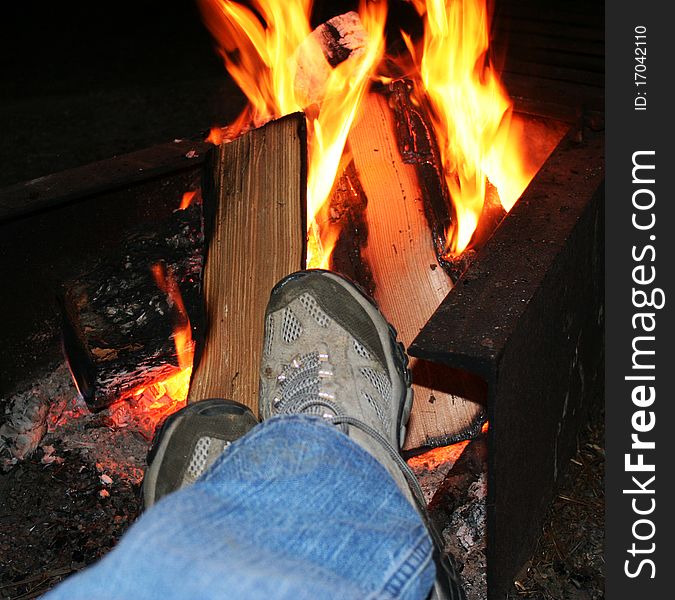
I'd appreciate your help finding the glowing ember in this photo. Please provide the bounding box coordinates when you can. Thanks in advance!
[407,439,471,471]
[407,423,487,471]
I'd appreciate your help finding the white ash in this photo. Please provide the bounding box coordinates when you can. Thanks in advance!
[440,473,488,600]
[42,414,150,485]
[0,362,76,467]
[1,360,149,484]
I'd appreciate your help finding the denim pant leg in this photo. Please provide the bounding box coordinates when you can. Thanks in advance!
[44,415,435,600]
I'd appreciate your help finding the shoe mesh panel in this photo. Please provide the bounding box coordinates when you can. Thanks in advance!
[299,293,331,327]
[359,367,392,402]
[264,314,274,357]
[353,339,371,359]
[362,391,391,429]
[187,436,212,479]
[281,308,303,343]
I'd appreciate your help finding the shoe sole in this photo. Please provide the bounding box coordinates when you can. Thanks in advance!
[142,398,256,508]
[266,270,414,448]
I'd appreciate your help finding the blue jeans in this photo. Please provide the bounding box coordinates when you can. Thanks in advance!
[44,415,435,599]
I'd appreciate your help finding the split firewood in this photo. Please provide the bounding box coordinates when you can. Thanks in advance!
[343,91,486,450]
[186,113,306,411]
[61,202,204,410]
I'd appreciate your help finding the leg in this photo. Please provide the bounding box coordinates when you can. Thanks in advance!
[43,415,434,600]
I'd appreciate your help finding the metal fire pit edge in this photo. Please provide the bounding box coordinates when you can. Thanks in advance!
[410,129,604,599]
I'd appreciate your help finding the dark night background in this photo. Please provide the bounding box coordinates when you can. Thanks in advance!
[1,1,245,187]
[0,1,392,188]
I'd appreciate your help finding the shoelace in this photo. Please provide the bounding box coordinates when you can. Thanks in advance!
[329,414,427,509]
[272,355,426,509]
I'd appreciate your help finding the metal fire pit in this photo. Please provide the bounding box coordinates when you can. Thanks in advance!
[411,128,604,598]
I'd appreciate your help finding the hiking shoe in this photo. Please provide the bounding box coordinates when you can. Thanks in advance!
[259,269,413,453]
[259,269,465,600]
[142,398,258,508]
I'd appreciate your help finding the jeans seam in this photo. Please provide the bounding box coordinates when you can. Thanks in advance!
[379,528,434,599]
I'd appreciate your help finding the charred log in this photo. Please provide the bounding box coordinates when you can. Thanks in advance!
[61,201,204,410]
[327,158,375,298]
[386,79,453,272]
[386,79,508,282]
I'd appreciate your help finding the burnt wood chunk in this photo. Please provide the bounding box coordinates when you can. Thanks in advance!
[186,113,306,411]
[316,12,367,67]
[386,79,453,275]
[61,202,204,410]
[327,158,375,298]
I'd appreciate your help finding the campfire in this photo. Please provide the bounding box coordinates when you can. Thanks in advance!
[193,0,564,447]
[46,0,567,451]
[0,0,604,598]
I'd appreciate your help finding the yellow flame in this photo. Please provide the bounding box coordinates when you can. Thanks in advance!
[198,0,386,268]
[409,0,533,255]
[305,1,386,267]
[200,0,539,261]
[199,0,311,123]
[149,263,194,410]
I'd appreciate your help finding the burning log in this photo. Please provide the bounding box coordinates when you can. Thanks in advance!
[342,91,486,450]
[61,201,204,410]
[187,113,306,410]
[387,79,508,281]
[294,11,369,108]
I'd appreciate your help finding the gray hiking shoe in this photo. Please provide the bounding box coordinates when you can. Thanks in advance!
[259,269,413,451]
[142,398,258,508]
[259,269,465,600]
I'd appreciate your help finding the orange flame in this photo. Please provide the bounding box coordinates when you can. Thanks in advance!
[198,0,386,268]
[406,0,534,255]
[150,263,195,375]
[178,191,198,210]
[201,0,543,263]
[304,2,387,268]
